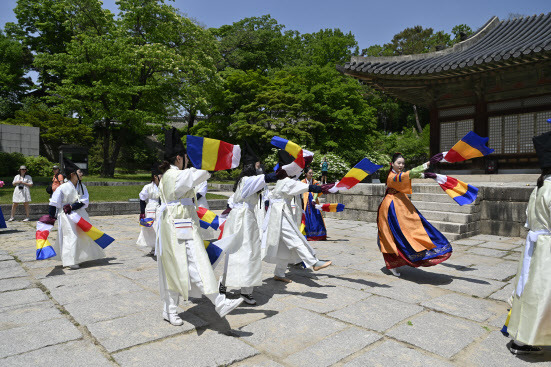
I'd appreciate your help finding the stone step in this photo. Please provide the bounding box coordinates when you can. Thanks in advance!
[429,220,479,234]
[412,184,446,194]
[410,192,481,205]
[419,210,479,224]
[412,201,478,214]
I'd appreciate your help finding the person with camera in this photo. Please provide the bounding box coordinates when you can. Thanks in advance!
[8,165,33,222]
[46,165,64,197]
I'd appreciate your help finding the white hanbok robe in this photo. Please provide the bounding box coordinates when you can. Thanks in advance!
[223,175,267,288]
[49,181,105,266]
[262,178,317,268]
[12,174,32,203]
[136,182,160,249]
[508,176,551,345]
[157,166,217,301]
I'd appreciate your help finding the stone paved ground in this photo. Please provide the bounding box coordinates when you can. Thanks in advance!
[1,215,550,366]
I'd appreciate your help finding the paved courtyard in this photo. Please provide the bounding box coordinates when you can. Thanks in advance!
[0,215,550,366]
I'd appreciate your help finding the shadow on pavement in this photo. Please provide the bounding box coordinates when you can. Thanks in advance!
[388,266,491,286]
[0,229,26,234]
[317,273,392,289]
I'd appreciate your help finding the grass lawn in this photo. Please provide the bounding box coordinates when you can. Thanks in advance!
[0,186,227,204]
[0,173,151,184]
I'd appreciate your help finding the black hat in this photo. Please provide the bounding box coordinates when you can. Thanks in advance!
[63,158,80,176]
[278,150,295,166]
[243,141,259,166]
[533,131,551,169]
[164,128,186,160]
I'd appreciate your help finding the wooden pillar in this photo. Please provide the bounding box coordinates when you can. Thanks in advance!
[429,105,439,156]
[473,84,488,169]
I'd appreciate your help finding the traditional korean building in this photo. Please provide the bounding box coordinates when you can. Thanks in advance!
[339,14,551,172]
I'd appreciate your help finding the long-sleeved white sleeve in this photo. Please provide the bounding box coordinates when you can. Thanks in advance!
[240,175,268,199]
[49,186,64,208]
[174,167,210,199]
[79,184,89,208]
[281,179,310,197]
[139,184,150,201]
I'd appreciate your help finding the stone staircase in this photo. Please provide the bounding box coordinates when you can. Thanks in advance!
[410,184,480,241]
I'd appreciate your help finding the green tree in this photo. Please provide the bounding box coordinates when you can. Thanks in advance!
[195,65,377,163]
[297,28,359,67]
[451,24,474,44]
[5,0,74,94]
[2,102,93,161]
[0,30,33,119]
[211,15,289,71]
[34,0,220,176]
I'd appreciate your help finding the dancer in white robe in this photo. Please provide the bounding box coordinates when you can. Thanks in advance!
[137,166,162,255]
[220,160,283,305]
[156,128,242,326]
[48,163,104,269]
[506,131,551,355]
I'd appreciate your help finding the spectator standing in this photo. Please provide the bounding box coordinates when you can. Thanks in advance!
[321,156,329,184]
[50,165,64,196]
[9,165,33,221]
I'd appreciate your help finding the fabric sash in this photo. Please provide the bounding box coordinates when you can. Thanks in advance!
[516,229,550,296]
[155,198,194,256]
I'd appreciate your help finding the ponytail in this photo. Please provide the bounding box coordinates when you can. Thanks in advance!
[159,161,171,174]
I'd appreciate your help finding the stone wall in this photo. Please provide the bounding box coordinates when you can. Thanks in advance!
[1,199,227,220]
[325,183,533,237]
[0,125,40,156]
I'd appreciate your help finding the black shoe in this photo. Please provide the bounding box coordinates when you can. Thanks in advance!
[219,283,227,295]
[240,293,256,305]
[509,342,543,355]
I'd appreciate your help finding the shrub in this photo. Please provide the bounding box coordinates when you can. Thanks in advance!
[24,155,56,176]
[0,152,26,176]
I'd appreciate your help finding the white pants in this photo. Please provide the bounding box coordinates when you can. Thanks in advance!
[272,220,318,277]
[158,239,218,315]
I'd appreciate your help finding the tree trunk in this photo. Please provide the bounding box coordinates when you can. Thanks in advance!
[107,126,126,177]
[100,119,112,177]
[413,105,423,134]
[187,108,197,134]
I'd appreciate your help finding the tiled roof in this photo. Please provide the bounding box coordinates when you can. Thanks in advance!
[340,14,551,79]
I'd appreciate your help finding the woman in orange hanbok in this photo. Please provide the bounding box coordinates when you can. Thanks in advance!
[377,153,452,276]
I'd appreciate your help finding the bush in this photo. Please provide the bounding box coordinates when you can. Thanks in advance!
[210,170,230,181]
[0,152,26,176]
[264,148,351,182]
[24,155,55,176]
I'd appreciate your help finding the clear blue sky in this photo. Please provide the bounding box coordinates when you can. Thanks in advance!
[1,0,550,50]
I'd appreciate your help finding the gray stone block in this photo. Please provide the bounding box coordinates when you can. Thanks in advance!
[283,327,382,367]
[457,330,551,366]
[421,293,503,322]
[113,330,258,366]
[387,311,487,358]
[0,317,81,358]
[344,339,455,367]
[468,247,508,258]
[0,302,63,331]
[235,308,347,358]
[63,290,160,325]
[438,274,507,298]
[0,288,48,310]
[328,295,423,332]
[0,277,32,292]
[87,309,207,352]
[1,340,111,367]
[0,264,27,280]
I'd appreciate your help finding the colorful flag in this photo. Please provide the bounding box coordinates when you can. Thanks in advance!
[501,309,512,337]
[270,136,314,177]
[203,234,240,268]
[443,131,494,163]
[315,203,345,212]
[300,213,306,235]
[196,207,220,230]
[68,212,115,249]
[139,218,154,227]
[186,135,241,171]
[435,174,479,206]
[334,158,383,191]
[35,218,56,260]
